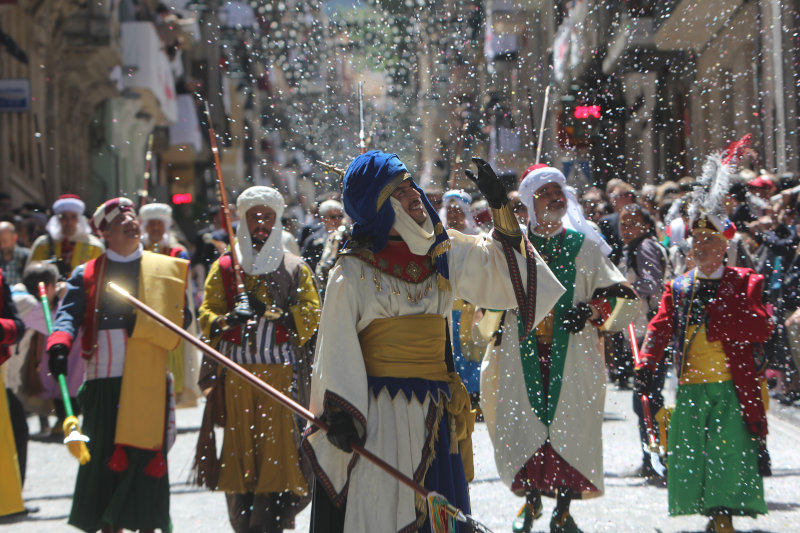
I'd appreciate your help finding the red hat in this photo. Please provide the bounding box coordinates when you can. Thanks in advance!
[52,194,85,215]
[91,197,136,233]
[747,175,777,191]
[520,164,549,184]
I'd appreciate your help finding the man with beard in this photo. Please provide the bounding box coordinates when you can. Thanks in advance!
[46,197,189,532]
[139,203,199,407]
[636,213,772,533]
[303,151,563,533]
[28,194,104,278]
[139,203,189,259]
[481,165,638,533]
[196,186,321,533]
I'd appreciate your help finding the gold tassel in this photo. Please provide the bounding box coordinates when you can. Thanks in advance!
[429,239,451,259]
[437,273,451,292]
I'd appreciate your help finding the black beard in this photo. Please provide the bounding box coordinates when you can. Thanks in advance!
[251,236,266,248]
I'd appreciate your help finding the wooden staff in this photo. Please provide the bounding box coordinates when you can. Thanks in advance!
[107,282,492,533]
[199,97,252,314]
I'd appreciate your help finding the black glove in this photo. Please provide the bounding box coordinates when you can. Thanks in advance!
[562,303,593,333]
[224,305,255,327]
[633,367,653,396]
[47,344,70,377]
[247,294,267,317]
[324,410,362,453]
[465,158,507,209]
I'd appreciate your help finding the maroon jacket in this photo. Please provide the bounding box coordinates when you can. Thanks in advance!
[640,267,772,437]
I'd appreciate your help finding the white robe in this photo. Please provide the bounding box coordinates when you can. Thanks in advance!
[480,236,633,497]
[305,230,564,532]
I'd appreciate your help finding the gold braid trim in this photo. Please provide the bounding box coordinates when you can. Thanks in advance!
[491,203,522,237]
[429,239,451,259]
[376,172,410,211]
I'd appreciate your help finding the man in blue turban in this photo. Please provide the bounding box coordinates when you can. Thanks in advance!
[303,151,564,532]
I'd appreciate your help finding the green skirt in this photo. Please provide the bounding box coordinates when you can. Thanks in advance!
[667,380,766,517]
[69,377,171,532]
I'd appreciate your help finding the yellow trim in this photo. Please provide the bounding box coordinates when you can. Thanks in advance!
[491,204,522,237]
[376,172,410,212]
[359,314,448,379]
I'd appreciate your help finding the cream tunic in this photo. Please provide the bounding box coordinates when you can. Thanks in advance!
[305,230,564,532]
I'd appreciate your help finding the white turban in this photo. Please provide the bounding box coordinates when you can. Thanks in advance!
[318,199,344,217]
[519,166,612,256]
[47,194,91,240]
[235,186,285,275]
[438,190,478,235]
[139,203,173,227]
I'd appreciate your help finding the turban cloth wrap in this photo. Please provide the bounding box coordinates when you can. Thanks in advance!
[343,150,451,285]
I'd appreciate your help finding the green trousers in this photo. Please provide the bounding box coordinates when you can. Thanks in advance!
[667,380,766,517]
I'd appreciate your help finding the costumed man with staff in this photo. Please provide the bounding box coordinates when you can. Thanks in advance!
[195,186,321,533]
[636,151,773,533]
[140,203,201,408]
[481,164,639,533]
[302,150,564,533]
[46,197,189,532]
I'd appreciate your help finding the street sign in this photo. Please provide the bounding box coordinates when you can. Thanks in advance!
[0,79,30,112]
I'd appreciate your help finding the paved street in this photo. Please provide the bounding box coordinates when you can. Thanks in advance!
[3,384,799,533]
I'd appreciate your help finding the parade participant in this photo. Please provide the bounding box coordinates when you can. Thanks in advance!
[196,186,321,533]
[139,203,200,407]
[301,199,345,272]
[139,203,190,259]
[0,221,30,286]
[28,194,104,278]
[440,190,483,409]
[637,213,772,533]
[46,197,189,533]
[619,204,669,479]
[0,267,26,517]
[481,165,638,533]
[303,151,563,533]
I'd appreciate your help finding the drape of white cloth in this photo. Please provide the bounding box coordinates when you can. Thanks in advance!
[306,231,564,532]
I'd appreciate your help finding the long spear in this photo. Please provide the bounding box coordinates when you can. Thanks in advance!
[358,81,366,154]
[139,133,154,209]
[199,97,252,318]
[107,282,492,533]
[526,89,537,159]
[38,282,90,464]
[535,85,551,166]
[33,114,50,207]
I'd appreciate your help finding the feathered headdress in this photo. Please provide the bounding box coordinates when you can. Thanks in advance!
[687,134,751,239]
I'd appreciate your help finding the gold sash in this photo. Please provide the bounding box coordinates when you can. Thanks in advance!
[359,314,448,380]
[358,314,475,480]
[114,252,188,451]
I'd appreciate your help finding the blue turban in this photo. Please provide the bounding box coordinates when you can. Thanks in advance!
[342,150,451,285]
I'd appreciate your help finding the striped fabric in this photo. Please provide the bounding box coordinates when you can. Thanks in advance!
[85,328,127,380]
[218,316,297,366]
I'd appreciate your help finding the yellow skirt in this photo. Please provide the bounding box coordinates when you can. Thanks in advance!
[217,364,308,496]
[0,366,24,516]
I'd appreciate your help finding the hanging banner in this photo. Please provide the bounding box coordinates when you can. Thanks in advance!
[0,79,30,112]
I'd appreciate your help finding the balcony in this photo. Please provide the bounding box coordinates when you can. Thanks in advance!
[120,21,178,124]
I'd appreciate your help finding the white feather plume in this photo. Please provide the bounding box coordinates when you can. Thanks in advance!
[688,151,733,224]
